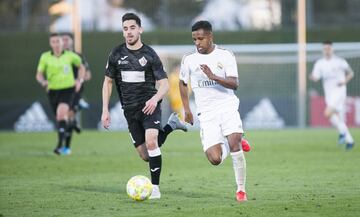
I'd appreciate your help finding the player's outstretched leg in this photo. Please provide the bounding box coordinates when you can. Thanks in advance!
[146,129,162,199]
[148,147,162,199]
[158,113,187,147]
[167,112,188,132]
[329,113,354,149]
[231,150,247,202]
[228,133,247,202]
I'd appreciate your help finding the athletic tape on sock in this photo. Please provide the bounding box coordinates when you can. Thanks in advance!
[148,147,161,157]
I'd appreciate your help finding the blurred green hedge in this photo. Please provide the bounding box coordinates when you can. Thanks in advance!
[1,28,359,102]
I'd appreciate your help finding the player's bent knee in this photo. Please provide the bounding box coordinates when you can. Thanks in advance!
[145,140,158,150]
[230,146,241,152]
[205,146,222,165]
[56,114,67,121]
[324,108,334,118]
[206,153,221,165]
[209,157,221,166]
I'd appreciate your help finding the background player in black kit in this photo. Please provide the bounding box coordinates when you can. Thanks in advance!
[101,13,187,199]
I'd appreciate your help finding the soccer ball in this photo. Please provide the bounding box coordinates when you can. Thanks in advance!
[126,175,153,201]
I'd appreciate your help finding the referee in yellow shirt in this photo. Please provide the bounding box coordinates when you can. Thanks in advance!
[36,33,85,155]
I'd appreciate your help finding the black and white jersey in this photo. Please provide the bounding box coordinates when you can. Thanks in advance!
[105,43,167,109]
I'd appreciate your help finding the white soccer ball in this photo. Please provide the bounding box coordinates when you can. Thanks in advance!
[126,175,153,201]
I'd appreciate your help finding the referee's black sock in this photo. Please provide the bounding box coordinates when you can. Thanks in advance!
[65,124,73,148]
[148,148,162,185]
[56,120,67,149]
[158,124,173,147]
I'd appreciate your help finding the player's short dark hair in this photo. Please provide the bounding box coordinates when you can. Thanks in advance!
[60,32,74,39]
[122,13,141,27]
[323,40,333,45]
[49,33,61,38]
[191,20,212,32]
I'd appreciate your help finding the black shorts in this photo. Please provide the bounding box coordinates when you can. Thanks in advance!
[47,87,75,114]
[124,104,162,147]
[69,86,84,111]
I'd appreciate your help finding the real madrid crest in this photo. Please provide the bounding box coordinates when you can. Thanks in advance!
[139,56,147,66]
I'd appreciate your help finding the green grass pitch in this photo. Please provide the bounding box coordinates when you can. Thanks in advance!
[0,129,359,217]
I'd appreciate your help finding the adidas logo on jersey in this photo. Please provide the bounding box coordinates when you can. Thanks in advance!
[97,101,128,131]
[243,98,284,129]
[14,101,55,132]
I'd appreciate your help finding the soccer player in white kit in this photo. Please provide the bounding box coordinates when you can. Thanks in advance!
[310,40,355,150]
[179,20,248,202]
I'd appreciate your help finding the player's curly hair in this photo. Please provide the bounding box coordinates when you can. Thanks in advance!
[192,20,212,32]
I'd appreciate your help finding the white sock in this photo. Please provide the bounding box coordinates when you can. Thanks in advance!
[329,114,344,134]
[152,184,160,191]
[330,114,353,143]
[220,140,230,164]
[230,150,246,192]
[345,133,354,144]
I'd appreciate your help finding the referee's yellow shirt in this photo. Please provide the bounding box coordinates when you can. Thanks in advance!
[37,50,81,90]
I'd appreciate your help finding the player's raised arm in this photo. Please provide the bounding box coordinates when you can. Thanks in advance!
[101,76,113,129]
[200,64,239,90]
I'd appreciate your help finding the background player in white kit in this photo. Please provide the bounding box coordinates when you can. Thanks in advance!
[179,20,249,202]
[310,40,355,150]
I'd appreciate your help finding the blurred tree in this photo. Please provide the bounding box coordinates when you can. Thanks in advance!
[123,0,204,30]
[0,0,53,32]
[0,0,22,30]
[123,0,161,18]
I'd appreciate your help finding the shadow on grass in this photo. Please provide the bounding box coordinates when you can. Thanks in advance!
[62,184,121,194]
[61,184,216,200]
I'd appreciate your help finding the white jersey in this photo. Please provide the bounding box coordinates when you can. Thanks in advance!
[311,55,350,100]
[179,46,239,113]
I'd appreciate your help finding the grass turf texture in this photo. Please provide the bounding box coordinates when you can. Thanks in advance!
[0,129,359,217]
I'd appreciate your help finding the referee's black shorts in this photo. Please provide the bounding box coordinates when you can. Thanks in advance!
[124,104,162,148]
[47,87,75,114]
[69,86,84,111]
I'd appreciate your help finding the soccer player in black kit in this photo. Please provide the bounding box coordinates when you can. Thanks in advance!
[101,13,187,199]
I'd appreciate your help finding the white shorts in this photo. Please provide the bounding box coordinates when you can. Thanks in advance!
[198,108,244,152]
[325,92,346,113]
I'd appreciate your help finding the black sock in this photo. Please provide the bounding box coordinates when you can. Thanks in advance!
[149,155,162,185]
[72,118,81,133]
[158,124,173,147]
[65,125,73,148]
[57,120,67,149]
